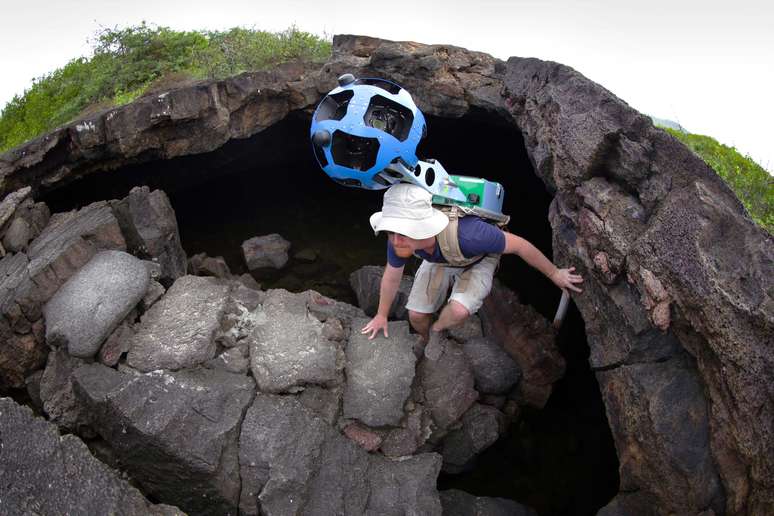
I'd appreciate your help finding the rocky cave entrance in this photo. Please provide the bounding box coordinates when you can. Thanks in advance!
[43,108,619,515]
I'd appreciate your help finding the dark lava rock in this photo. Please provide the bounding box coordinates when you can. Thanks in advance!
[0,200,125,388]
[239,393,442,516]
[461,336,521,395]
[440,403,506,473]
[343,319,417,427]
[242,233,290,271]
[127,274,229,372]
[0,397,182,515]
[249,289,343,393]
[39,348,90,433]
[349,265,414,320]
[189,251,232,278]
[43,250,149,358]
[439,489,537,516]
[73,364,254,516]
[418,337,478,431]
[110,186,187,283]
[479,280,563,408]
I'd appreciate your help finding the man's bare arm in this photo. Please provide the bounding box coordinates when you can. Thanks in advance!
[361,263,405,339]
[502,231,583,292]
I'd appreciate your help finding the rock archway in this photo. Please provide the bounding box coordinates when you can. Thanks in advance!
[1,34,772,515]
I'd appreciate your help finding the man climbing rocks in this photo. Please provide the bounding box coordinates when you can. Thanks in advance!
[361,183,583,359]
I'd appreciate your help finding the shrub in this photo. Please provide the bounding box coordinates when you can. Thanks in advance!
[664,127,773,233]
[0,22,331,152]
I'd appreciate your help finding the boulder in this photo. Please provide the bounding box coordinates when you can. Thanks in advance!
[0,201,125,388]
[72,364,255,516]
[242,233,290,271]
[97,318,136,367]
[1,197,49,253]
[298,384,343,426]
[439,489,537,516]
[0,186,32,232]
[127,275,229,372]
[43,250,150,358]
[479,280,563,408]
[440,403,507,473]
[189,251,232,278]
[596,353,724,513]
[110,186,187,283]
[461,336,521,395]
[349,265,413,320]
[0,397,182,515]
[238,393,442,516]
[418,336,479,430]
[343,319,417,427]
[381,405,431,458]
[249,289,342,392]
[206,344,250,374]
[39,348,90,433]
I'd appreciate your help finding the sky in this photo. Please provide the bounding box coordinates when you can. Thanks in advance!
[1,0,772,171]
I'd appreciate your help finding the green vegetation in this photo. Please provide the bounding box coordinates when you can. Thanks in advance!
[663,127,773,233]
[0,23,331,152]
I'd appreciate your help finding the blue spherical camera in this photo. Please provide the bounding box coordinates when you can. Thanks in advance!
[310,74,427,190]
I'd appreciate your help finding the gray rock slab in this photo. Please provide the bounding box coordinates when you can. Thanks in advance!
[343,319,417,427]
[381,406,431,457]
[44,250,149,358]
[0,186,31,229]
[39,348,90,433]
[299,384,342,425]
[127,274,229,372]
[110,186,187,282]
[242,233,290,270]
[0,397,182,516]
[440,489,537,516]
[206,344,250,374]
[189,252,232,278]
[249,289,342,392]
[238,393,442,516]
[349,265,413,320]
[72,364,255,515]
[441,403,506,473]
[462,336,522,395]
[419,338,479,430]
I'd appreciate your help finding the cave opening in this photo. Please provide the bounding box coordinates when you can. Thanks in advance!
[42,108,618,515]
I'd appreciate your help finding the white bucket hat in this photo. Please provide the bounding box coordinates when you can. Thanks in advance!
[369,183,449,239]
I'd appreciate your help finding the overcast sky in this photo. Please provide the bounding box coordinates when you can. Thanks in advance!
[2,0,772,170]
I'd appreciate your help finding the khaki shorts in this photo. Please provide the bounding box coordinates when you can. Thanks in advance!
[405,254,500,315]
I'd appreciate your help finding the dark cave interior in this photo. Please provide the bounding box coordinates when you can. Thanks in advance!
[42,109,619,515]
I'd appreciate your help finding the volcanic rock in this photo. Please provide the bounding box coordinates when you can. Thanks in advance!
[461,336,521,395]
[238,393,442,516]
[349,265,413,320]
[43,250,149,358]
[242,233,290,270]
[0,397,182,515]
[109,186,187,283]
[127,274,229,371]
[343,319,417,426]
[189,251,232,278]
[479,280,563,408]
[72,364,255,516]
[439,489,537,516]
[249,288,342,392]
[418,336,478,431]
[440,403,506,473]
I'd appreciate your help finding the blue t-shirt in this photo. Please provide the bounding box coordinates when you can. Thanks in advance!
[387,216,506,267]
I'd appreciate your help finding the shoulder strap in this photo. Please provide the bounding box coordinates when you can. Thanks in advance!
[436,205,484,267]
